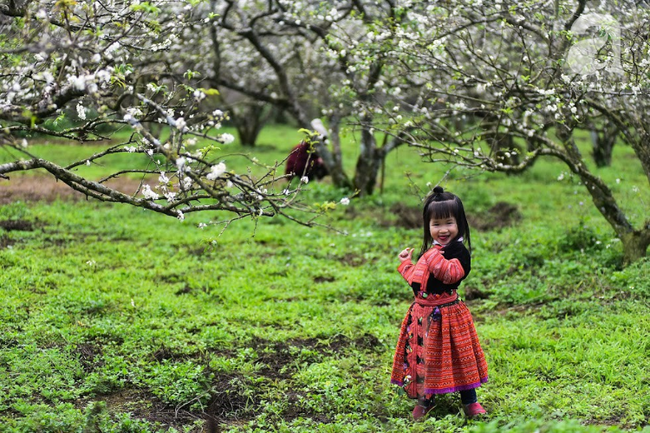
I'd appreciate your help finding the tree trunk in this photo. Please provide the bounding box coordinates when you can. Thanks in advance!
[620,228,650,266]
[236,123,261,147]
[233,104,268,147]
[556,128,648,263]
[318,116,352,189]
[590,124,618,168]
[353,127,382,196]
[628,132,650,186]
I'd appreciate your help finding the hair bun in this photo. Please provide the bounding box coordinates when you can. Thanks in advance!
[433,186,444,194]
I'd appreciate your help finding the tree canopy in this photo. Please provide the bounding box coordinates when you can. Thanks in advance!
[1,0,649,261]
[339,0,650,263]
[0,0,321,227]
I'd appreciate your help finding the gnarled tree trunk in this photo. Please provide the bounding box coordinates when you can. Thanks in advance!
[557,127,649,264]
[316,115,352,189]
[620,228,650,265]
[589,123,619,168]
[353,127,382,196]
[232,103,271,147]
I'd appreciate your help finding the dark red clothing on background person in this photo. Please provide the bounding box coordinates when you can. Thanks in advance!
[285,141,328,181]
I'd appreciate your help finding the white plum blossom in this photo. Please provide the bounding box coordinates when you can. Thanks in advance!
[68,75,86,91]
[300,176,309,184]
[0,0,327,230]
[206,162,227,180]
[76,102,86,120]
[340,197,350,205]
[123,107,143,124]
[142,185,159,200]
[193,90,206,101]
[175,117,187,132]
[39,71,55,84]
[96,69,111,83]
[220,133,235,144]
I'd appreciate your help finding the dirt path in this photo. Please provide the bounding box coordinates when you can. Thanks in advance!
[0,174,145,204]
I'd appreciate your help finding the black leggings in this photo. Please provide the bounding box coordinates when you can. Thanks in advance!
[460,388,477,405]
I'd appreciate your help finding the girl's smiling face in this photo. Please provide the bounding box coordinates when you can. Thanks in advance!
[429,216,459,246]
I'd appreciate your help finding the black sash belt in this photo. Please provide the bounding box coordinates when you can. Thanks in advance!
[436,299,461,309]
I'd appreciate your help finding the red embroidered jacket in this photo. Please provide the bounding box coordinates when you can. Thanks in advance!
[398,241,471,296]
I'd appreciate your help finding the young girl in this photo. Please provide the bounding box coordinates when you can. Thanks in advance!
[391,186,488,420]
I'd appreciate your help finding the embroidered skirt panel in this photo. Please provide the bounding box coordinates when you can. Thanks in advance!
[390,300,488,398]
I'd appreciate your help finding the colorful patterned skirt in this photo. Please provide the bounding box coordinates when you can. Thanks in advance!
[390,293,488,398]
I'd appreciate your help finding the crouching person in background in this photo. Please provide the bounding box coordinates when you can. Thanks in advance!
[285,119,329,182]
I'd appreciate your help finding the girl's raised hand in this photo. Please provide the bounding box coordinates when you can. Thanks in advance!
[398,247,414,262]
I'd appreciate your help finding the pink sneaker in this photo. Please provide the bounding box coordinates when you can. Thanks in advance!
[412,403,433,420]
[463,402,486,418]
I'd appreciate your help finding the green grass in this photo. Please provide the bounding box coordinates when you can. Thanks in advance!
[0,124,648,432]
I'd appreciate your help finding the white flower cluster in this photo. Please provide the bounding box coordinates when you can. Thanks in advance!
[220,133,235,144]
[76,102,87,120]
[142,184,159,200]
[175,117,187,132]
[66,69,112,94]
[193,90,206,101]
[206,162,227,180]
[123,107,143,123]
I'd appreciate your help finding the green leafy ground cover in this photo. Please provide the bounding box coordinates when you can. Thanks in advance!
[0,126,649,432]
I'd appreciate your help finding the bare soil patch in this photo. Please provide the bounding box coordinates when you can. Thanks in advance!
[0,219,34,231]
[74,334,385,431]
[387,203,422,229]
[462,285,491,300]
[467,201,522,231]
[97,388,197,430]
[0,234,17,249]
[76,342,104,373]
[0,174,145,204]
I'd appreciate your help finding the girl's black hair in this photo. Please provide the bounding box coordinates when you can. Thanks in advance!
[419,186,472,258]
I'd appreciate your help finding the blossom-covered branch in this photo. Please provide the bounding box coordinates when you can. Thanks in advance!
[0,0,324,228]
[347,0,650,263]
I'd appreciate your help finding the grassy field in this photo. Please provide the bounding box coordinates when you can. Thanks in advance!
[0,124,649,432]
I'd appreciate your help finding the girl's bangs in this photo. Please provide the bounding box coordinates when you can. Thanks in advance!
[426,199,458,220]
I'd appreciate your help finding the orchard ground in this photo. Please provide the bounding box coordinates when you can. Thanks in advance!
[0,125,648,432]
